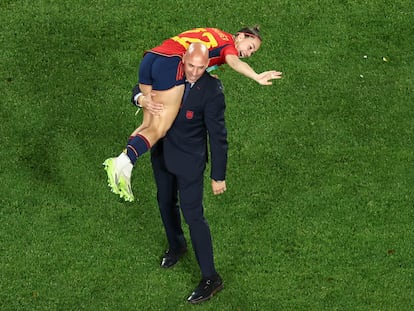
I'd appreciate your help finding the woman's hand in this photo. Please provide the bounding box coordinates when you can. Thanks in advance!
[255,70,282,85]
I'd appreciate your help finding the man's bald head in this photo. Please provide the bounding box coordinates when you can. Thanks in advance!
[182,43,210,83]
[184,42,209,63]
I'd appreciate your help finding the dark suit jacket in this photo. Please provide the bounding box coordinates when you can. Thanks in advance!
[151,72,228,181]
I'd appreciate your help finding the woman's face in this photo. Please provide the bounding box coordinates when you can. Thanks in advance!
[235,33,262,58]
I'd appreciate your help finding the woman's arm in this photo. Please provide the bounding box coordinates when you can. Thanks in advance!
[225,54,282,85]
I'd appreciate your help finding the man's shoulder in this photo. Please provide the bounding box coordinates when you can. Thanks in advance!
[199,73,224,93]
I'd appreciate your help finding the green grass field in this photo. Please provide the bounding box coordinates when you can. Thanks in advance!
[1,0,413,310]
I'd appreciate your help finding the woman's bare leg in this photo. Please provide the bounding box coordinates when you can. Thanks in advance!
[136,84,184,146]
[131,84,153,136]
[104,84,184,202]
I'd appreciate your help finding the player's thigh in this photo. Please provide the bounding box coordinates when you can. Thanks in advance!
[134,86,184,144]
[151,86,184,133]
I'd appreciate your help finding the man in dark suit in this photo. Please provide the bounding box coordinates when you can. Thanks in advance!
[135,43,227,304]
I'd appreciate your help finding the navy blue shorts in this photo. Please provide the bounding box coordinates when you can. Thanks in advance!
[138,52,185,90]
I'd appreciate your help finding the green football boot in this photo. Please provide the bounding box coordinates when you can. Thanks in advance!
[103,158,120,195]
[118,174,135,202]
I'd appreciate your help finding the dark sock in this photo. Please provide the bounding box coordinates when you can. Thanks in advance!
[126,134,150,165]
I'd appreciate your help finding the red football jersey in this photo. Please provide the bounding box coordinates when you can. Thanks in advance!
[149,28,238,67]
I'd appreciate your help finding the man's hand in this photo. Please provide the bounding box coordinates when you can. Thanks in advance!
[256,70,282,85]
[141,92,164,115]
[212,180,227,195]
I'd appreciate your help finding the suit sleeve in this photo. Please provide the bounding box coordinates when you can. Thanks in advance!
[130,84,141,107]
[204,80,228,181]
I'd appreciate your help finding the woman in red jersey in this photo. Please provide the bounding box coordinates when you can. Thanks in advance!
[104,26,282,202]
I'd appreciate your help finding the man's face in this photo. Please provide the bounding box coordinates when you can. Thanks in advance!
[183,55,208,83]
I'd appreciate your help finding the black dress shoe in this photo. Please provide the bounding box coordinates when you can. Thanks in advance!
[160,248,187,268]
[187,274,223,304]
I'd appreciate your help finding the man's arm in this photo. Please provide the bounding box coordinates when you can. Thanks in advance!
[204,79,228,195]
[131,84,143,107]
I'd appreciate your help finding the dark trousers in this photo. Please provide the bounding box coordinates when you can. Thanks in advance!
[151,152,216,278]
